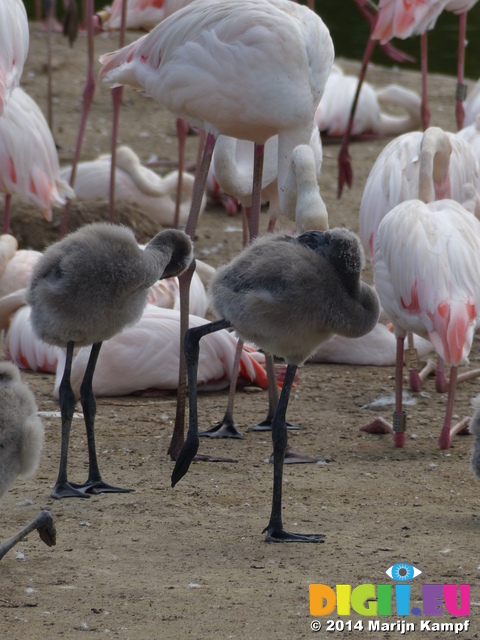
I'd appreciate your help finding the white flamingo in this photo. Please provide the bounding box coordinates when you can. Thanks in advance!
[359,126,480,259]
[60,146,206,228]
[315,64,421,138]
[360,126,480,393]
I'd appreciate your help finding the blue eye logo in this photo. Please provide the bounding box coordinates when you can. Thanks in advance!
[386,563,422,581]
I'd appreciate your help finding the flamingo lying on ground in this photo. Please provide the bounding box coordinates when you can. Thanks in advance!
[60,146,206,228]
[315,64,421,138]
[53,305,270,398]
[0,235,42,298]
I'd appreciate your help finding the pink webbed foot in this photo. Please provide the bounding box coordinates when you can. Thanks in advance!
[409,359,435,392]
[360,417,393,435]
[439,416,471,450]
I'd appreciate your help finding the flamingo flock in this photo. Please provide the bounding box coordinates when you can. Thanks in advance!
[0,0,480,562]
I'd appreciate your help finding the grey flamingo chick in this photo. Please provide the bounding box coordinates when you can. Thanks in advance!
[0,361,56,560]
[172,228,380,542]
[27,222,193,499]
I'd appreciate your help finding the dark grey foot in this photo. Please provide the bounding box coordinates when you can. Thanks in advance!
[268,449,320,464]
[172,439,199,487]
[263,526,325,543]
[194,453,238,463]
[199,421,244,439]
[51,481,91,500]
[70,480,134,495]
[37,511,57,547]
[248,419,303,432]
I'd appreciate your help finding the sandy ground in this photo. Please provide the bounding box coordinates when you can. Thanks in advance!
[1,25,480,640]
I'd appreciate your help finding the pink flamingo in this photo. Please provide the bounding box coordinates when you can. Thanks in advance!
[338,0,479,196]
[52,305,270,399]
[0,87,75,234]
[359,126,480,390]
[100,0,335,460]
[364,165,480,449]
[0,0,29,117]
[359,126,480,262]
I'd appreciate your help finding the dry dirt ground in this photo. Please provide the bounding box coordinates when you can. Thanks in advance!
[1,25,480,640]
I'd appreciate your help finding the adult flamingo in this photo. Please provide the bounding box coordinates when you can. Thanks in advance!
[338,0,479,196]
[360,126,480,392]
[100,0,335,460]
[60,146,207,228]
[315,64,421,138]
[0,0,29,117]
[52,305,270,399]
[359,126,480,262]
[371,197,480,449]
[0,87,75,234]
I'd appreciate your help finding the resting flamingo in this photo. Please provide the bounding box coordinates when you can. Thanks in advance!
[365,194,480,450]
[60,146,206,228]
[315,64,421,138]
[338,0,479,196]
[0,235,42,298]
[52,305,270,399]
[359,126,480,261]
[0,87,75,234]
[100,0,335,460]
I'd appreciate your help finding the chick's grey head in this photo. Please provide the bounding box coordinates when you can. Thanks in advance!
[147,229,194,279]
[297,227,365,274]
[0,361,21,387]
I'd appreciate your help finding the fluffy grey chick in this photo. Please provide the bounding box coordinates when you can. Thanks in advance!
[0,361,55,560]
[26,222,193,500]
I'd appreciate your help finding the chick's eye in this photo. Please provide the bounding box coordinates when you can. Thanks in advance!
[386,563,422,581]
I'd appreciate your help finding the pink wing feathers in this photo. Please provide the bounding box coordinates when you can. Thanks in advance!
[53,305,269,398]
